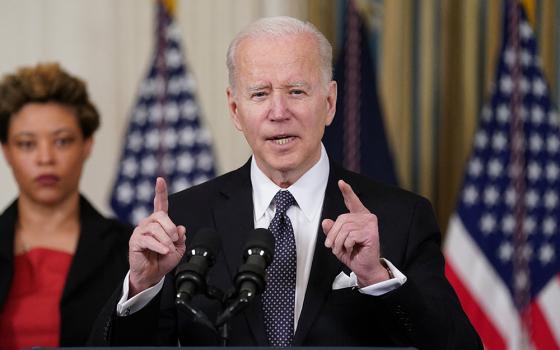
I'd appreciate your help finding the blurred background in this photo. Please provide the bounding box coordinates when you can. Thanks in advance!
[0,0,558,229]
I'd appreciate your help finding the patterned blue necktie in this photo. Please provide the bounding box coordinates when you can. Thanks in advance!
[263,190,297,347]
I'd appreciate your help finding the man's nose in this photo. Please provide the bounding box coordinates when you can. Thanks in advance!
[269,93,289,121]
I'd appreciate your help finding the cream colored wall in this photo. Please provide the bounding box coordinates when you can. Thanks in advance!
[0,0,307,216]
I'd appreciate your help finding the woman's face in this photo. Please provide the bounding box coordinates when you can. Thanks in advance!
[1,102,93,206]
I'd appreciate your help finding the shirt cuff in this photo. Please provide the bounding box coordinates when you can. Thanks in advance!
[116,271,165,316]
[355,258,407,296]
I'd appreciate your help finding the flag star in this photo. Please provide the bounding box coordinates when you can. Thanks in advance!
[475,131,488,149]
[500,75,513,95]
[116,182,134,204]
[468,158,484,177]
[163,128,179,148]
[520,49,532,67]
[141,155,158,175]
[547,135,560,154]
[463,185,478,206]
[544,190,558,210]
[131,205,150,225]
[161,154,176,174]
[177,152,195,172]
[496,104,510,124]
[488,158,504,179]
[504,47,515,67]
[197,151,214,171]
[172,177,190,193]
[527,161,542,182]
[140,78,157,97]
[136,180,153,202]
[533,78,546,97]
[492,131,508,152]
[502,215,514,235]
[133,106,148,126]
[539,244,555,265]
[480,214,496,234]
[179,126,196,146]
[520,21,533,40]
[164,102,180,122]
[525,190,539,209]
[542,216,557,237]
[498,242,513,262]
[484,186,500,206]
[546,163,559,182]
[149,104,163,123]
[166,47,182,69]
[182,100,198,120]
[529,133,543,153]
[168,77,184,95]
[531,105,545,125]
[122,157,139,178]
[185,72,197,93]
[145,129,160,150]
[127,131,143,152]
[482,105,492,122]
[523,216,536,235]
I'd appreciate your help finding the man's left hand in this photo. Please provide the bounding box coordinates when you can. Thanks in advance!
[322,180,389,286]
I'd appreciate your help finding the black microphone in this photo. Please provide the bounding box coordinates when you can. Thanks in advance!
[175,228,221,304]
[235,228,275,301]
[216,228,274,326]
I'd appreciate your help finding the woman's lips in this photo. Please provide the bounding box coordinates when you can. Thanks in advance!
[36,175,60,186]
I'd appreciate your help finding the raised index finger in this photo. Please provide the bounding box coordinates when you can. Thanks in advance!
[338,180,369,214]
[153,177,168,213]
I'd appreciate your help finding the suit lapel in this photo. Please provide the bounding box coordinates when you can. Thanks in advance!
[213,160,269,345]
[293,163,354,345]
[61,196,114,302]
[0,200,17,307]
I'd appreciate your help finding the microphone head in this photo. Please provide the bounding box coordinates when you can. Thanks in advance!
[243,228,275,264]
[187,228,221,263]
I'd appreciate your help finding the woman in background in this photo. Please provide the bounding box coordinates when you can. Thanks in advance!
[0,63,131,349]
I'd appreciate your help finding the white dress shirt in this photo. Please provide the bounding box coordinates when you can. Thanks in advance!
[117,144,406,321]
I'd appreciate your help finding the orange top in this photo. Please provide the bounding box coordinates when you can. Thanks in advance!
[0,248,72,350]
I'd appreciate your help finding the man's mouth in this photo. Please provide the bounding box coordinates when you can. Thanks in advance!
[269,136,295,145]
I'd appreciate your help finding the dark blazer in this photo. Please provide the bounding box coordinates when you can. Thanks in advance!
[91,160,481,349]
[0,195,132,346]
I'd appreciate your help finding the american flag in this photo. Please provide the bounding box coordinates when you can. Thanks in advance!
[110,0,215,225]
[444,2,560,349]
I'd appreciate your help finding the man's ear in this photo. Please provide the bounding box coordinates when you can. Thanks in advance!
[227,87,243,132]
[325,80,337,126]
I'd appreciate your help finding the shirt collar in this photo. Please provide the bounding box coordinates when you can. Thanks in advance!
[251,144,330,221]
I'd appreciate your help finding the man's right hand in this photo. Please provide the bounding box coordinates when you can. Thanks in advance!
[128,177,187,297]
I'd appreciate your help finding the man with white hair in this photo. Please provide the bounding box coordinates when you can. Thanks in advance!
[91,16,481,349]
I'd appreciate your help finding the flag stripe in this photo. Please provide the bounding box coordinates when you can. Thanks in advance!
[539,276,560,346]
[445,263,506,350]
[445,215,524,349]
[529,302,560,350]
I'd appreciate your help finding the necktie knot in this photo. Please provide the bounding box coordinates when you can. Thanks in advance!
[273,190,296,216]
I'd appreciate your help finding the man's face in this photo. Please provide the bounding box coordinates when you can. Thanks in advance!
[227,33,337,186]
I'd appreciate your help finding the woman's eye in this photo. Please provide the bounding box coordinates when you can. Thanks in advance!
[55,137,74,147]
[16,140,34,150]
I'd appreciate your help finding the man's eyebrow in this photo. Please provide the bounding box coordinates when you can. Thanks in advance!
[247,83,271,92]
[285,82,310,89]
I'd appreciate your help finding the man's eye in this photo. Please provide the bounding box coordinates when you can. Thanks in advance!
[251,91,267,98]
[290,89,305,95]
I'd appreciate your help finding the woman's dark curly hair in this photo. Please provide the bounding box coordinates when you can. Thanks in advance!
[0,63,100,144]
